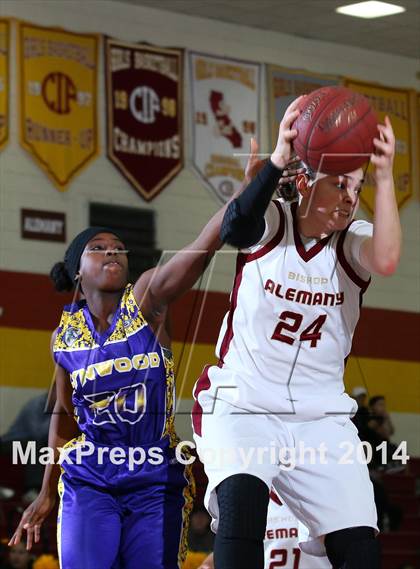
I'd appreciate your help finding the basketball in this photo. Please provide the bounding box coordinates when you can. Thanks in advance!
[292,86,378,175]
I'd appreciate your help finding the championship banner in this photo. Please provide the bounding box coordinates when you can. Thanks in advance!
[267,65,339,148]
[190,52,260,202]
[345,79,412,215]
[105,38,183,201]
[0,19,9,151]
[18,23,98,191]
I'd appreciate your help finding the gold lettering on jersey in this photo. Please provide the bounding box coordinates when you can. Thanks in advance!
[114,357,132,372]
[70,351,161,388]
[288,271,328,285]
[266,527,299,540]
[94,360,113,377]
[133,354,149,370]
[84,366,96,382]
[265,279,344,306]
[149,353,160,367]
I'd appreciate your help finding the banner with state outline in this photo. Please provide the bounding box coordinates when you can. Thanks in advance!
[190,51,260,203]
[18,22,99,191]
[0,19,9,151]
[344,78,412,215]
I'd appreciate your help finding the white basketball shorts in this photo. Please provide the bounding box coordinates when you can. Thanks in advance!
[192,396,378,556]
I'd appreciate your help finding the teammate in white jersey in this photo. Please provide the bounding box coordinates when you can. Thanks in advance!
[192,97,401,569]
[198,489,331,569]
[263,490,331,569]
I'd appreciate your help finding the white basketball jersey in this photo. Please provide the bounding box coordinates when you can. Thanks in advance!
[197,200,371,420]
[265,492,331,569]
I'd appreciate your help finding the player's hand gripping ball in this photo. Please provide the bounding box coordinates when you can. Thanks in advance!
[292,86,378,175]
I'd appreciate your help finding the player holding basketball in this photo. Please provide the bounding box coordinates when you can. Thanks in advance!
[192,94,400,569]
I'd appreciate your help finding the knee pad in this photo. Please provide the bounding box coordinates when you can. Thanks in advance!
[216,474,269,540]
[325,526,380,569]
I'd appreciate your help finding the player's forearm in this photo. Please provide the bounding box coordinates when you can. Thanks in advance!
[220,159,283,248]
[40,404,79,496]
[370,177,401,275]
[220,98,299,249]
[365,117,401,276]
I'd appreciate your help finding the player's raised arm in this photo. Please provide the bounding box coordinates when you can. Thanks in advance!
[359,116,402,276]
[9,333,80,551]
[219,96,303,250]
[132,137,267,313]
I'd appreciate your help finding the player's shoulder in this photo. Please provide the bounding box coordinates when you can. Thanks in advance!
[336,218,372,247]
[117,283,150,336]
[121,282,135,306]
[337,218,372,284]
[50,327,59,356]
[347,218,373,236]
[267,198,287,232]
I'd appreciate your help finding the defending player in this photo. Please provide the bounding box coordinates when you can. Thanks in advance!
[8,102,302,569]
[192,102,400,569]
[10,228,207,569]
[198,489,332,569]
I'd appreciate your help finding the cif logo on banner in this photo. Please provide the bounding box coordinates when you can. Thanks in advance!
[115,84,176,125]
[42,72,77,114]
[106,38,183,201]
[19,23,98,190]
[130,86,159,124]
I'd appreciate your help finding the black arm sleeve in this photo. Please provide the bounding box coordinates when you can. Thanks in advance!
[220,159,283,249]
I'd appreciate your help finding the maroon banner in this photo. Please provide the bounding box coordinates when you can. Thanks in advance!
[105,38,183,201]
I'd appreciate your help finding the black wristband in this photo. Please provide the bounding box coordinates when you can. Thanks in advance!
[236,159,283,219]
[220,159,283,249]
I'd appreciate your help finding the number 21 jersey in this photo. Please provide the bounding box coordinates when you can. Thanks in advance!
[265,491,331,569]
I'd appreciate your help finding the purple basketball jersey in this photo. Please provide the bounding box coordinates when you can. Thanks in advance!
[53,284,175,447]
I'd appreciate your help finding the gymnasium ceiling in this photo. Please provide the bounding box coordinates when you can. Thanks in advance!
[113,0,420,59]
